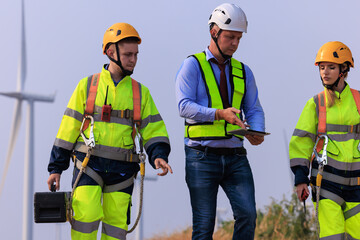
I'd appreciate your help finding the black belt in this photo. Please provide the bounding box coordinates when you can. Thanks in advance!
[190,145,247,156]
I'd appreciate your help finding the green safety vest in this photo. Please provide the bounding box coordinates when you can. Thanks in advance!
[185,52,246,140]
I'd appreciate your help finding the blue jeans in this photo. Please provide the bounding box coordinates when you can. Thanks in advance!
[185,146,256,240]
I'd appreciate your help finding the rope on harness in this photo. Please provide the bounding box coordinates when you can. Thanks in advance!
[312,134,328,239]
[127,152,146,233]
[70,115,95,224]
[127,79,144,233]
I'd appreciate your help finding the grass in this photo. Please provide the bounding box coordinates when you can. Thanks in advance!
[146,193,318,240]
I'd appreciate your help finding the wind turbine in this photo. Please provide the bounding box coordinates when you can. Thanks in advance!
[0,0,55,239]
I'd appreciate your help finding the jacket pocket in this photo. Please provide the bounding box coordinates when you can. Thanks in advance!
[122,136,134,147]
[325,138,339,156]
[353,140,360,159]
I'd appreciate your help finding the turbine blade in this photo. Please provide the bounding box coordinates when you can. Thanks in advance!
[17,0,26,92]
[0,100,22,197]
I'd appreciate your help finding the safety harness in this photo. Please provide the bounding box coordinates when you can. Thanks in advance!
[312,88,360,235]
[70,73,146,233]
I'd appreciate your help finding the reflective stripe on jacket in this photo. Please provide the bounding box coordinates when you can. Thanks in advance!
[185,52,246,140]
[54,66,169,154]
[289,84,360,180]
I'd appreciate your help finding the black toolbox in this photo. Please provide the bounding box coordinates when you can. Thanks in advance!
[34,191,71,223]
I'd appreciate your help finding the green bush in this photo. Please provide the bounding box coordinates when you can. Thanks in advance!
[221,192,317,240]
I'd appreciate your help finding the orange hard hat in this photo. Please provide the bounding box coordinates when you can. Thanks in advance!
[102,23,141,54]
[315,41,354,68]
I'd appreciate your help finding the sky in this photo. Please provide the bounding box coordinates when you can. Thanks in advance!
[1,0,360,239]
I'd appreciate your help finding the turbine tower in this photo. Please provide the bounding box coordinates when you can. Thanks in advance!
[134,175,158,240]
[0,0,55,239]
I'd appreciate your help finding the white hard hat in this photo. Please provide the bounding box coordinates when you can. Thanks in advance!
[208,3,247,33]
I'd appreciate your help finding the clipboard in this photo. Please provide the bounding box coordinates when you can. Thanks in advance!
[228,129,270,137]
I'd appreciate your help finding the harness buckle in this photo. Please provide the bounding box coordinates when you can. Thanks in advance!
[124,109,131,119]
[80,115,95,149]
[313,134,328,166]
[139,152,146,163]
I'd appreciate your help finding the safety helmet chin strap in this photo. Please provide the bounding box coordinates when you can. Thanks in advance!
[321,64,348,90]
[211,29,232,61]
[106,43,133,77]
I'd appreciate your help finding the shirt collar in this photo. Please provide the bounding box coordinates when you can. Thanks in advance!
[205,47,231,64]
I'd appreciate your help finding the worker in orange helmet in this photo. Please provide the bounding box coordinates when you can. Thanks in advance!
[289,41,360,239]
[47,22,173,240]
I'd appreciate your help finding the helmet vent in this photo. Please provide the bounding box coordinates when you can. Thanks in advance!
[116,30,121,36]
[214,9,226,15]
[225,18,231,24]
[333,52,339,58]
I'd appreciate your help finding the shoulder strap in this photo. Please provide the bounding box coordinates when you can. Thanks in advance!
[317,91,327,135]
[312,91,327,157]
[131,78,141,126]
[82,73,100,131]
[350,88,360,115]
[131,78,142,151]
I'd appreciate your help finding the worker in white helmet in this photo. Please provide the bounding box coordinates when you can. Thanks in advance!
[175,3,265,239]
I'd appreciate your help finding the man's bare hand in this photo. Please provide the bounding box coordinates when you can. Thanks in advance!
[154,158,173,176]
[295,183,309,201]
[47,173,61,191]
[245,135,264,145]
[216,107,246,128]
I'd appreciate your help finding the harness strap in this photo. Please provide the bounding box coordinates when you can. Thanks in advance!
[311,169,360,186]
[350,89,360,114]
[315,92,327,156]
[131,79,141,126]
[74,143,140,163]
[103,176,134,193]
[131,79,141,143]
[326,123,360,133]
[82,75,142,152]
[75,159,135,193]
[93,106,135,119]
[83,73,100,131]
[317,92,327,134]
[75,159,104,187]
[317,188,346,208]
[314,89,360,158]
[344,204,360,220]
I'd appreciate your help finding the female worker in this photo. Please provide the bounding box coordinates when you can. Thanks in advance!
[289,41,360,239]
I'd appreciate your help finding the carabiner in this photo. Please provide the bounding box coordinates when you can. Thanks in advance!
[80,115,95,149]
[312,134,328,166]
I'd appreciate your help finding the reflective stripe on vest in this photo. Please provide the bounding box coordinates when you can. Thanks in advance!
[185,52,246,140]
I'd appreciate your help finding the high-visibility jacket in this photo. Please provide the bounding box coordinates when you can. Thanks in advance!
[289,84,360,239]
[185,52,246,140]
[289,84,360,183]
[54,65,170,159]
